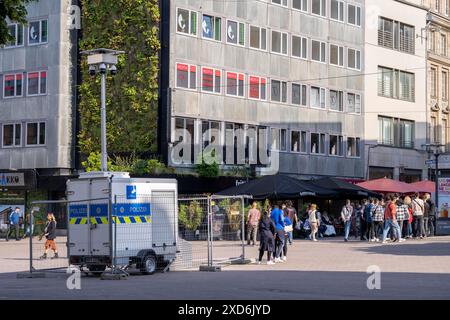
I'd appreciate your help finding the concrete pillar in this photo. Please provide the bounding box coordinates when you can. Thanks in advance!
[393,167,400,181]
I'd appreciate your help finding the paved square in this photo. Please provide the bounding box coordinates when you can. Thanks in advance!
[0,236,449,299]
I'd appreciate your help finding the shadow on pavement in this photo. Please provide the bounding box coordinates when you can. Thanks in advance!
[356,241,450,257]
[1,269,450,300]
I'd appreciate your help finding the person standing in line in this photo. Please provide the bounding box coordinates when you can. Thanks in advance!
[423,193,435,237]
[382,195,404,244]
[359,199,368,241]
[395,197,408,239]
[411,193,426,239]
[341,200,353,242]
[270,204,285,263]
[372,198,384,242]
[247,202,261,246]
[403,196,413,238]
[281,210,293,262]
[285,201,298,245]
[257,211,276,265]
[364,198,375,242]
[40,213,58,259]
[6,207,21,242]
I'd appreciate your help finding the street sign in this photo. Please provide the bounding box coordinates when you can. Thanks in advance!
[426,159,436,166]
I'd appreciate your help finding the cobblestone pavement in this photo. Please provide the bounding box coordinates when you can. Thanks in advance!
[0,236,449,299]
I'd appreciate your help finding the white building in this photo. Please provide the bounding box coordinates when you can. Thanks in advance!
[364,0,428,182]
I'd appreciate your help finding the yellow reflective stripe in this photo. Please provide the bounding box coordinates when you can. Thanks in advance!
[70,218,77,225]
[80,218,87,225]
[124,217,131,224]
[101,217,108,224]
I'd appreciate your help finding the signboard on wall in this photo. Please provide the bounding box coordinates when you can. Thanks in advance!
[437,178,450,235]
[0,173,25,187]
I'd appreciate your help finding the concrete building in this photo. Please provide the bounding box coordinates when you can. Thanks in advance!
[364,0,428,182]
[0,0,78,216]
[161,0,366,180]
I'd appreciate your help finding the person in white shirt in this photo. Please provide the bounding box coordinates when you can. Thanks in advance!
[341,200,353,242]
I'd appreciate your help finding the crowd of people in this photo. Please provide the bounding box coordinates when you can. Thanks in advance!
[248,193,437,265]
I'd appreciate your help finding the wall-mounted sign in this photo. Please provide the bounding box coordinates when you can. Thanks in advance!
[0,173,25,187]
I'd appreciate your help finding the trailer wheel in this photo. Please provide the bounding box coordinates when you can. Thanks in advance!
[141,255,157,275]
[88,265,106,276]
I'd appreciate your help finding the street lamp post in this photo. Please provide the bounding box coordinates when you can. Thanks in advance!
[81,49,125,172]
[424,143,444,236]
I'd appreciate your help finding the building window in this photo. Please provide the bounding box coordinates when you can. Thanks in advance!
[271,80,287,103]
[202,14,221,41]
[379,116,393,145]
[272,0,288,7]
[400,120,414,148]
[27,71,47,96]
[26,122,45,146]
[249,76,267,100]
[271,30,288,55]
[331,0,345,22]
[2,124,21,147]
[249,26,267,51]
[6,24,24,47]
[176,63,197,90]
[292,35,308,59]
[28,19,48,45]
[227,20,245,46]
[347,4,361,26]
[173,117,195,163]
[431,116,438,143]
[430,30,436,52]
[378,66,415,102]
[271,128,287,151]
[292,83,307,106]
[226,72,245,97]
[378,17,415,54]
[441,34,447,56]
[347,48,361,70]
[201,67,221,94]
[443,70,449,101]
[310,86,326,109]
[291,130,307,153]
[311,133,325,154]
[431,67,437,98]
[347,137,360,157]
[442,118,448,149]
[177,8,197,35]
[330,44,344,67]
[311,40,326,62]
[347,93,361,114]
[329,135,343,156]
[436,0,441,12]
[312,0,326,17]
[330,90,344,111]
[293,0,308,12]
[3,73,23,98]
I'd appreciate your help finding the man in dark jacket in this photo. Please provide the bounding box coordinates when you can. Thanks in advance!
[6,207,21,241]
[424,193,435,236]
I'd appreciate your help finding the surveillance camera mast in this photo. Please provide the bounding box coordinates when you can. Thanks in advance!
[80,49,125,172]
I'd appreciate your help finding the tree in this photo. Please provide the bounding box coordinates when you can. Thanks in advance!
[0,0,35,46]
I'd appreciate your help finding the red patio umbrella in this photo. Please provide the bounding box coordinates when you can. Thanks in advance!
[356,178,416,194]
[409,180,435,194]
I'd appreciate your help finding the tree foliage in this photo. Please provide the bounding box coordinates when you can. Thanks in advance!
[78,0,160,161]
[0,0,36,46]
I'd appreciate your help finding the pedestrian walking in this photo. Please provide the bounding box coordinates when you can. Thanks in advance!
[39,213,59,259]
[6,207,21,242]
[341,200,353,242]
[270,204,285,263]
[308,204,320,242]
[257,211,276,265]
[247,202,261,246]
[23,212,34,239]
[411,193,426,239]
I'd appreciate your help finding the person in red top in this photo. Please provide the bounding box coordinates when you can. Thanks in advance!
[382,195,404,244]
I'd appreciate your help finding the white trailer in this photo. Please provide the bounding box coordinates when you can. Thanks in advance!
[67,172,178,275]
